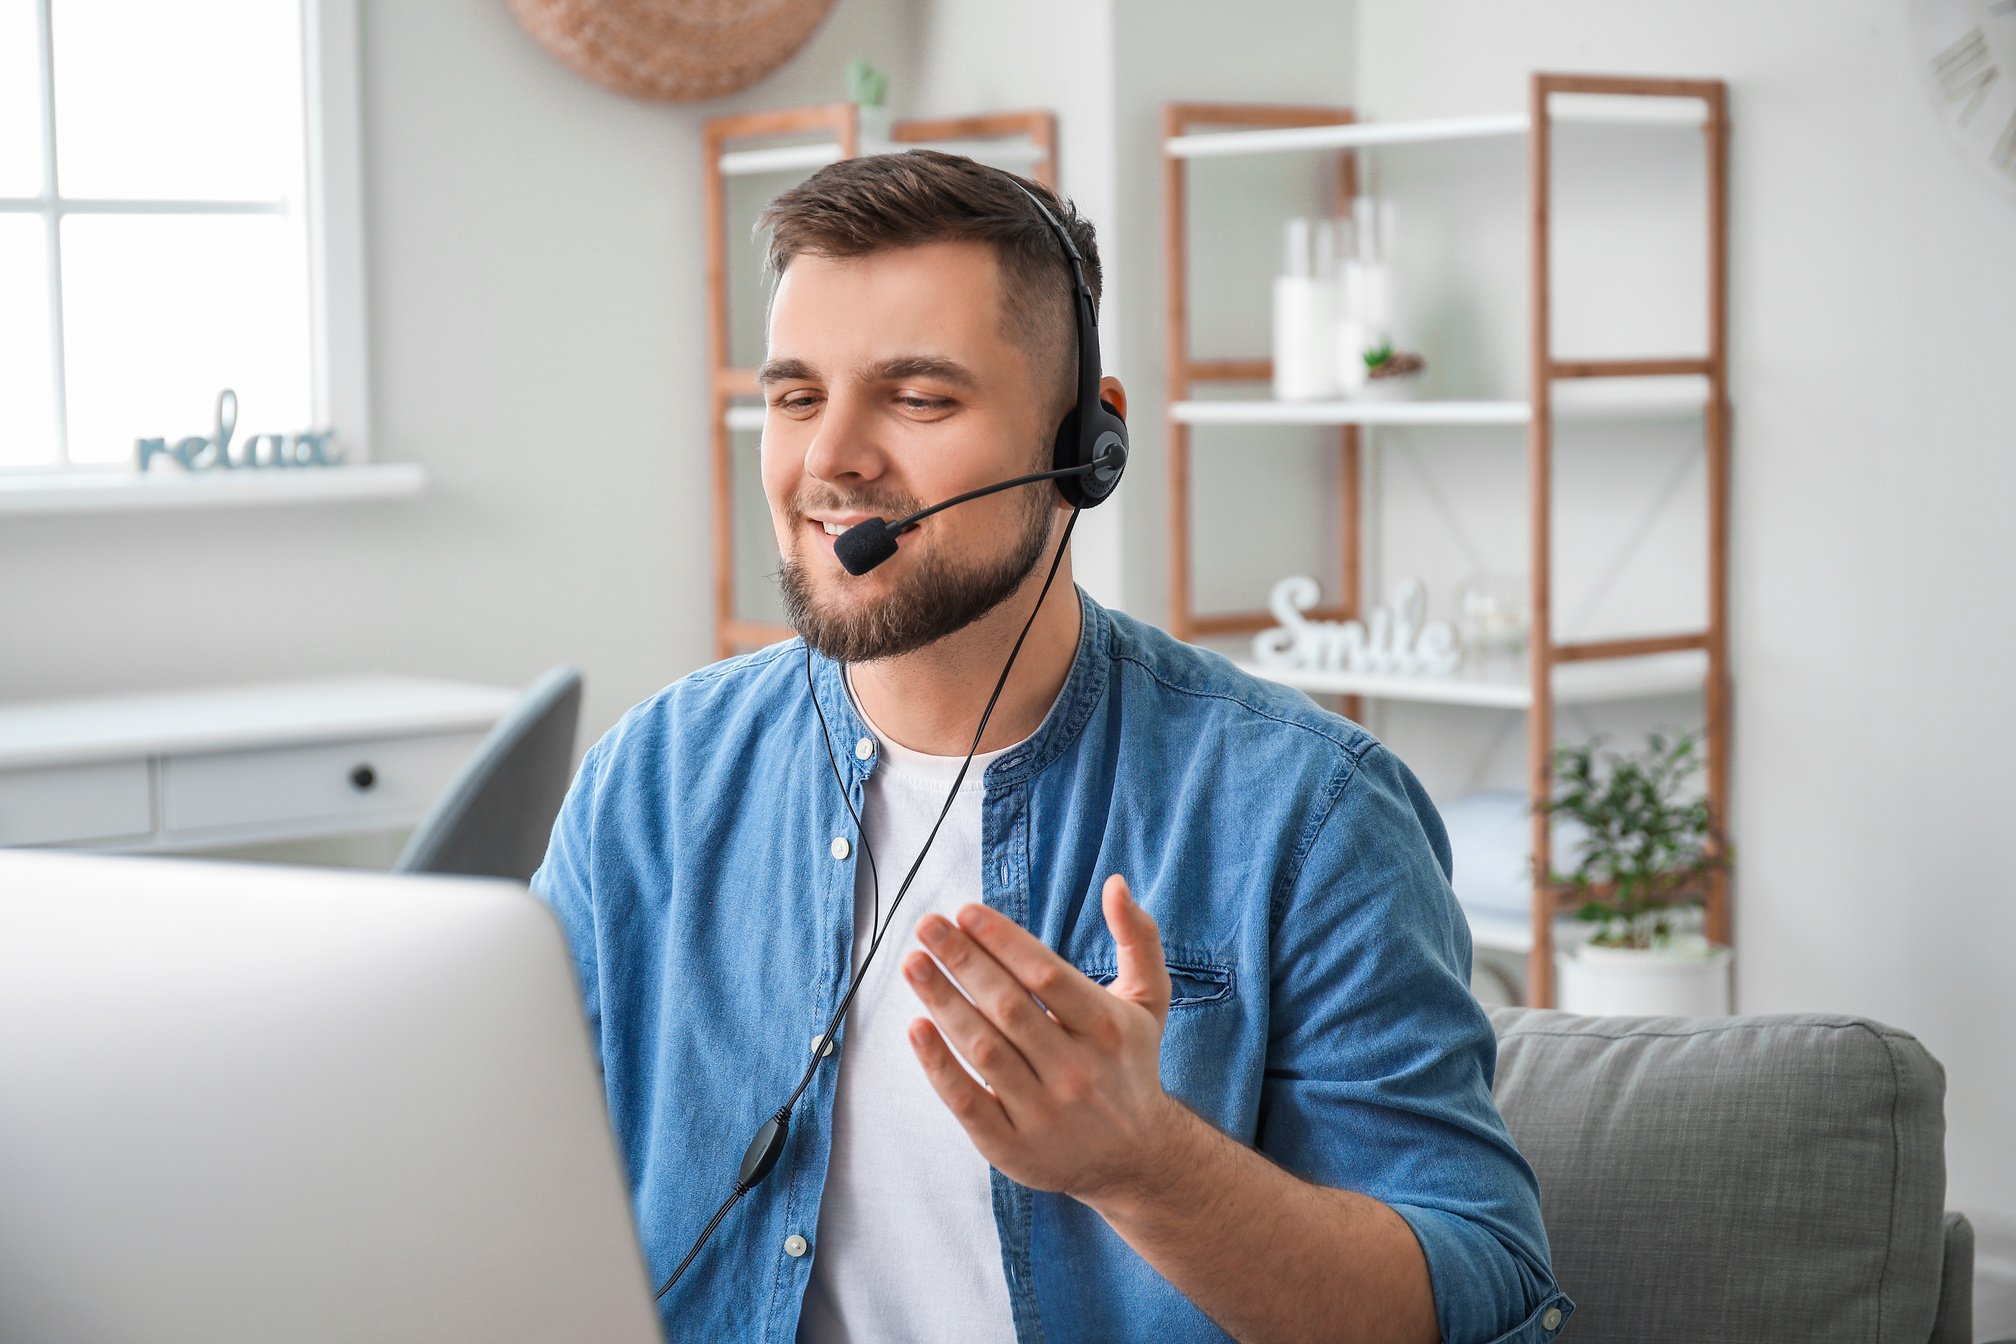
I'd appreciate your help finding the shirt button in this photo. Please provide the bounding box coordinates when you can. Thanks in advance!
[1541,1306,1563,1331]
[784,1234,809,1258]
[811,1033,834,1057]
[855,736,875,760]
[830,835,851,860]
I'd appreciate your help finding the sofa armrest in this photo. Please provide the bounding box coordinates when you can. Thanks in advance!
[1930,1211,1973,1344]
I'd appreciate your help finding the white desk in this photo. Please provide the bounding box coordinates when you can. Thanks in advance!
[0,678,521,852]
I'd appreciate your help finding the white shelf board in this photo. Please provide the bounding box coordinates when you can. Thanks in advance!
[1231,649,1707,709]
[1173,375,1709,427]
[0,463,427,517]
[1465,911,1537,954]
[721,136,1047,176]
[1178,398,1529,426]
[725,404,765,433]
[720,142,844,175]
[1166,96,1707,159]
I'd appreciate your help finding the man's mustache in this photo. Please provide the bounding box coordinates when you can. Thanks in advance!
[789,490,925,522]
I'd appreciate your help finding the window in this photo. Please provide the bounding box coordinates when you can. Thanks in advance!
[0,0,367,475]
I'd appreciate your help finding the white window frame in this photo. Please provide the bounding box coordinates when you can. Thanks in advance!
[1,0,371,479]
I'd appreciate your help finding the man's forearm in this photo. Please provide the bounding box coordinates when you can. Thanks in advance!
[1081,1097,1439,1344]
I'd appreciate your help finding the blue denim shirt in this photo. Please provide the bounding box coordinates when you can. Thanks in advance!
[532,587,1573,1343]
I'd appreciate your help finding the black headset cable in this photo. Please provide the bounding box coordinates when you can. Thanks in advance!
[653,503,1083,1301]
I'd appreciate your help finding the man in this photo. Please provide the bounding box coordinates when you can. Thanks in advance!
[532,149,1572,1343]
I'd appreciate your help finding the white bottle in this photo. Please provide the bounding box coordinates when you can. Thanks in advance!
[1337,258,1370,396]
[1336,198,1399,396]
[1272,217,1339,401]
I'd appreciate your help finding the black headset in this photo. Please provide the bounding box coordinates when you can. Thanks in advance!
[1010,178,1129,509]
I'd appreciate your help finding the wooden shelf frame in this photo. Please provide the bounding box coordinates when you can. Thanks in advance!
[702,104,1058,659]
[1160,74,1732,1006]
[1161,101,1367,717]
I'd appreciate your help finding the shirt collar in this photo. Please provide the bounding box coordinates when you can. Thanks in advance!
[806,583,1112,791]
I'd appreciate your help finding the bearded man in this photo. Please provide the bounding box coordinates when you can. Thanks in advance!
[533,149,1571,1344]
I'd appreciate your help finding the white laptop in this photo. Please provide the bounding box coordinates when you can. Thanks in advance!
[0,848,664,1344]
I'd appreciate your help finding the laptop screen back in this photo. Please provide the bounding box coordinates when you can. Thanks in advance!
[0,849,664,1344]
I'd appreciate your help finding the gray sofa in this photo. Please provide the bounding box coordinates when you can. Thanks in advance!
[1489,1009,1998,1343]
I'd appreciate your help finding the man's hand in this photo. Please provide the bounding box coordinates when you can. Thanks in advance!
[904,871,1442,1344]
[901,872,1179,1203]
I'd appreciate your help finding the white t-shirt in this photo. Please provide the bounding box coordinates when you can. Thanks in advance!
[795,675,1026,1344]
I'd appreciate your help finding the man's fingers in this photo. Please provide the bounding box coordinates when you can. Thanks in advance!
[902,949,1043,1097]
[907,1018,1014,1149]
[948,903,1109,1032]
[1103,874,1171,1024]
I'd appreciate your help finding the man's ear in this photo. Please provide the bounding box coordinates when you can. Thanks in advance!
[1099,376,1127,421]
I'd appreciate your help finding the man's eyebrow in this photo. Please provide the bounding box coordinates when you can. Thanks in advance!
[754,355,983,392]
[756,357,815,388]
[869,356,981,391]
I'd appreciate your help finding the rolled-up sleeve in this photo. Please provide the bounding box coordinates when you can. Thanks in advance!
[1257,742,1574,1344]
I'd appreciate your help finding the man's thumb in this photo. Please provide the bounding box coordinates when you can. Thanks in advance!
[1102,874,1169,1021]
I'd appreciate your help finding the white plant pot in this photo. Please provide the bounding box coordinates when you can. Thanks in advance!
[857,104,893,151]
[1555,937,1732,1017]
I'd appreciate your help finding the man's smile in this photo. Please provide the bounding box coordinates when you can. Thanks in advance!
[800,513,921,564]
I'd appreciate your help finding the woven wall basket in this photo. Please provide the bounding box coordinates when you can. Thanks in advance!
[506,0,836,103]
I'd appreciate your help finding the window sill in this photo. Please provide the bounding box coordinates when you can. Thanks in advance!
[0,464,426,517]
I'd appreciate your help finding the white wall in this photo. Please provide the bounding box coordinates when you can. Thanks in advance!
[1351,0,2016,1270]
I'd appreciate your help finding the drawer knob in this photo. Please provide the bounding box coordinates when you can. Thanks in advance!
[349,764,377,792]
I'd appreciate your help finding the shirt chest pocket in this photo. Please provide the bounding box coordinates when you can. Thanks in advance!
[1076,955,1234,1010]
[1077,953,1249,1137]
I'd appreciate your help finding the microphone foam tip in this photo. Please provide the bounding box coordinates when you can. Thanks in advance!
[834,518,899,575]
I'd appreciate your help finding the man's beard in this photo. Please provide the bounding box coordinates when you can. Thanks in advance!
[778,478,1056,664]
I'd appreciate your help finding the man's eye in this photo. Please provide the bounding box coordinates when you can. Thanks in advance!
[777,395,818,412]
[897,396,951,411]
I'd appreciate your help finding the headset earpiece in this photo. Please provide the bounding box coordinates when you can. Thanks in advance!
[1051,396,1127,509]
[1008,180,1128,510]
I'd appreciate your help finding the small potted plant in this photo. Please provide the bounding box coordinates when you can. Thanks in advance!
[1352,340,1427,400]
[846,58,891,148]
[1538,728,1733,1015]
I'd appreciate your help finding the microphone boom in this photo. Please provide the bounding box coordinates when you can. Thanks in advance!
[831,449,1117,577]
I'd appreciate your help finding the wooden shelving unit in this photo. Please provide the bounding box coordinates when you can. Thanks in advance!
[1160,74,1731,1006]
[702,104,1057,659]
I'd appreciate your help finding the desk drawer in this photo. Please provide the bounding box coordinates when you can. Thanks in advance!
[161,731,486,838]
[0,759,155,846]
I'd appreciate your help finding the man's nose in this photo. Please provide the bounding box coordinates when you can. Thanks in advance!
[802,393,886,486]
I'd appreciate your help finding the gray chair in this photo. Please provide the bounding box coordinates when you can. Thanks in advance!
[1489,1008,2000,1343]
[393,666,583,883]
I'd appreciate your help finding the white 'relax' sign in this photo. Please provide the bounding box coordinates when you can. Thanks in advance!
[1253,575,1462,677]
[135,389,342,473]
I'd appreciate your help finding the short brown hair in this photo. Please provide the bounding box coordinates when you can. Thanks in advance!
[754,148,1101,424]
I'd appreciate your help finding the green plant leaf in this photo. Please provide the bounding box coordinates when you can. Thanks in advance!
[845,58,886,108]
[1542,726,1727,918]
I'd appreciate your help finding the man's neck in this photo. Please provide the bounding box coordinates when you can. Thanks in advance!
[845,559,1082,757]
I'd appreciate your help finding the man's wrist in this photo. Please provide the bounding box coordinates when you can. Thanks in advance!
[1072,1092,1210,1225]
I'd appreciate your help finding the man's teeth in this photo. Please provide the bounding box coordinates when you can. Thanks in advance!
[822,521,845,535]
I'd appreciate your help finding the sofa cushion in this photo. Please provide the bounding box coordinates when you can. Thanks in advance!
[1488,1009,1947,1344]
